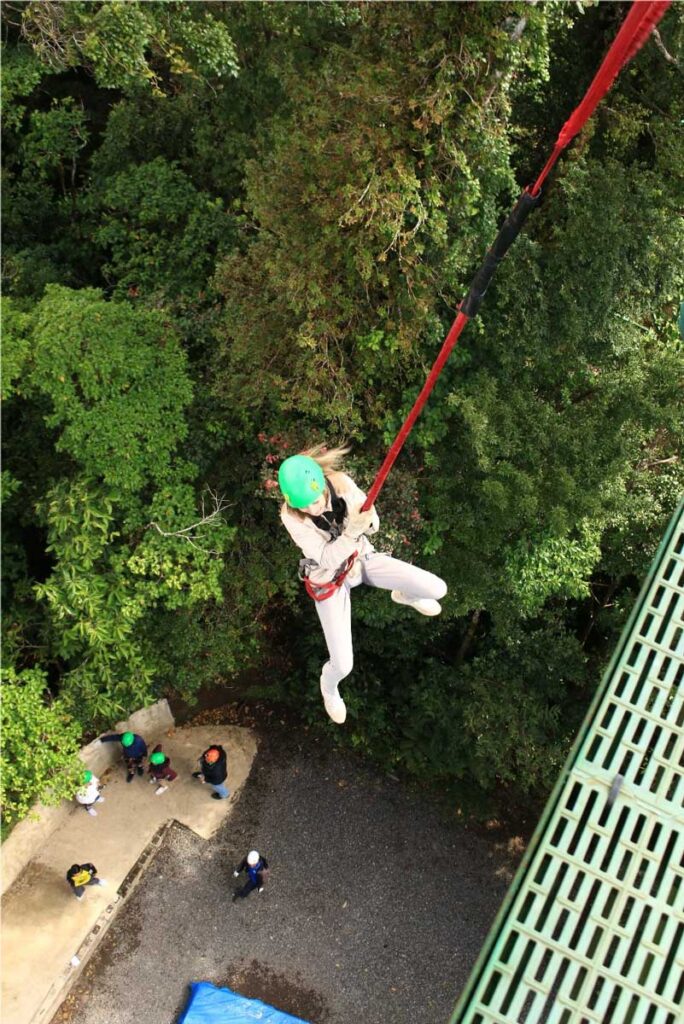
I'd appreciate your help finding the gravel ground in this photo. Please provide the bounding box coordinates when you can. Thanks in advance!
[53,721,521,1024]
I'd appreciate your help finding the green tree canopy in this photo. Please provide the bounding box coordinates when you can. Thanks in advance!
[17,0,238,92]
[2,1,682,824]
[0,667,82,826]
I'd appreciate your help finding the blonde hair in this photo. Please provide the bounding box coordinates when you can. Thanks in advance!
[281,443,351,520]
[300,443,350,475]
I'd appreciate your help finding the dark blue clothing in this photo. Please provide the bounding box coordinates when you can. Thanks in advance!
[248,859,265,885]
[101,733,147,758]
[235,856,269,887]
[233,856,268,900]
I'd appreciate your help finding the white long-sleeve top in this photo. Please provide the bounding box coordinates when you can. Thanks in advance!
[280,471,379,585]
[75,775,100,805]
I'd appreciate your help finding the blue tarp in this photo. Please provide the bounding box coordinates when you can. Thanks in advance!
[178,981,311,1024]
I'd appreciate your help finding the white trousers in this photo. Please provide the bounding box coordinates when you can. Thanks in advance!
[315,553,447,697]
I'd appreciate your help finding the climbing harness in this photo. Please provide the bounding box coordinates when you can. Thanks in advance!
[299,552,359,602]
[361,0,671,514]
[297,477,359,601]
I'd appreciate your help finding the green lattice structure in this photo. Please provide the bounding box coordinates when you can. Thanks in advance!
[451,501,684,1024]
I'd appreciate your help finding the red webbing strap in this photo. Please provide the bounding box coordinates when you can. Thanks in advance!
[362,0,670,512]
[304,577,342,602]
[363,312,469,510]
[304,551,358,602]
[531,0,671,195]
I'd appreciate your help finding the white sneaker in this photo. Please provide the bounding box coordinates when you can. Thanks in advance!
[320,682,347,725]
[95,795,105,803]
[391,590,442,616]
[96,879,107,886]
[86,807,97,817]
[155,785,168,796]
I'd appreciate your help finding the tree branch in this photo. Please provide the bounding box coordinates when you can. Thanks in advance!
[652,28,679,67]
[454,609,482,666]
[146,489,231,555]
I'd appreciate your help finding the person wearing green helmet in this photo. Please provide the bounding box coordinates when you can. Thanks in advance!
[74,769,105,817]
[146,744,178,795]
[279,444,447,725]
[100,729,148,782]
[278,453,326,510]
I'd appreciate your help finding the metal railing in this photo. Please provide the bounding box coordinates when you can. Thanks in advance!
[450,501,684,1024]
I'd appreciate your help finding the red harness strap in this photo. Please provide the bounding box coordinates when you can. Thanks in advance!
[303,552,358,602]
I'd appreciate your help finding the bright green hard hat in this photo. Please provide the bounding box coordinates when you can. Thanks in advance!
[81,770,93,784]
[149,751,166,765]
[121,731,135,747]
[278,455,325,509]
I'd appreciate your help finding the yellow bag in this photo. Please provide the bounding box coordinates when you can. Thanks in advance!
[71,869,92,887]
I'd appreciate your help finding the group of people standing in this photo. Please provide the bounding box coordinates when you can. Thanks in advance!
[69,732,267,901]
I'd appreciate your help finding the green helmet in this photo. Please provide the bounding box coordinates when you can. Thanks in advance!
[81,770,93,784]
[149,751,166,765]
[121,731,135,747]
[278,455,325,509]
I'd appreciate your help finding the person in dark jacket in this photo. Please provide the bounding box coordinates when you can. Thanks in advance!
[66,863,107,901]
[232,850,269,900]
[192,744,229,800]
[147,744,178,795]
[100,731,148,783]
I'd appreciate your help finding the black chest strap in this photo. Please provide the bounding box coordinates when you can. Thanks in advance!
[308,477,347,539]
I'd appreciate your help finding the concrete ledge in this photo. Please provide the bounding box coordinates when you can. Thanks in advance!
[1,722,258,1024]
[33,822,173,1024]
[1,800,70,897]
[1,700,174,896]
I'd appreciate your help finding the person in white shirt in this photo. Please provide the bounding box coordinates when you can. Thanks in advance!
[74,770,105,817]
[279,445,447,725]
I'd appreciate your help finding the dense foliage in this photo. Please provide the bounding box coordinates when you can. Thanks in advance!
[2,1,682,826]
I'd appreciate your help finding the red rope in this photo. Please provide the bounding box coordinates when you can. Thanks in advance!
[364,312,468,509]
[532,0,671,194]
[362,0,670,512]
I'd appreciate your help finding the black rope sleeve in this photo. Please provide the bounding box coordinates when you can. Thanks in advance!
[460,189,542,319]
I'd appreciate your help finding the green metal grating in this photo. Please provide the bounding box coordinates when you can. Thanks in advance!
[451,501,684,1024]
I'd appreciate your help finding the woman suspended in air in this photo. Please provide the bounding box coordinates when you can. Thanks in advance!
[278,445,447,724]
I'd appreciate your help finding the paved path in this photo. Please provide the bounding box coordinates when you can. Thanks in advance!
[1,726,257,1024]
[51,723,521,1024]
